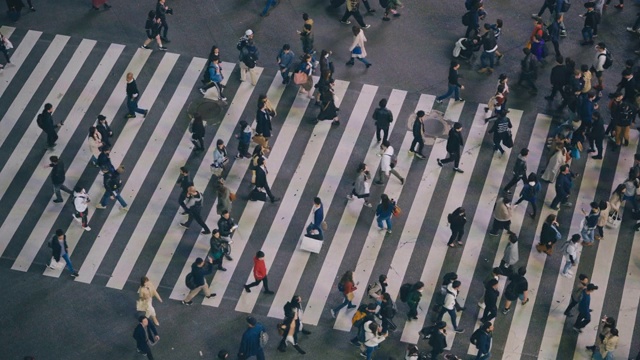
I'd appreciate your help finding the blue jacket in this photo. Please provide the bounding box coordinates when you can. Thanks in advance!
[577,93,596,125]
[313,204,324,226]
[578,291,591,319]
[376,201,395,218]
[238,324,264,358]
[476,330,492,354]
[555,172,573,197]
[207,62,223,83]
[519,182,541,202]
[278,49,295,69]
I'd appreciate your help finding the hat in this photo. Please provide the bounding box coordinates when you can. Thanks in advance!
[246,316,257,326]
[437,321,447,329]
[97,115,106,121]
[584,1,595,8]
[587,283,599,291]
[367,303,377,311]
[245,29,253,36]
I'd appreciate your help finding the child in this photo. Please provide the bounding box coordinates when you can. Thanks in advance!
[235,120,252,159]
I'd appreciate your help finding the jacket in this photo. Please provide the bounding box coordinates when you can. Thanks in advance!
[346,0,359,12]
[379,146,395,172]
[73,191,90,212]
[376,201,395,219]
[190,261,214,287]
[218,216,236,237]
[88,132,102,157]
[213,147,228,167]
[519,181,541,202]
[550,64,569,87]
[40,111,56,133]
[443,283,459,310]
[449,213,467,231]
[254,166,269,189]
[349,30,368,58]
[256,109,272,137]
[133,322,158,350]
[571,282,586,302]
[342,280,357,295]
[597,201,611,227]
[512,154,527,177]
[584,210,600,228]
[103,170,122,192]
[448,67,461,86]
[589,118,605,140]
[564,242,578,264]
[412,117,424,138]
[252,256,267,280]
[177,174,193,193]
[277,49,295,69]
[429,330,447,354]
[476,330,492,355]
[493,198,512,222]
[185,191,203,209]
[541,222,561,245]
[484,285,499,308]
[312,204,324,226]
[126,79,141,101]
[216,185,232,215]
[482,30,497,52]
[578,291,591,318]
[407,289,422,307]
[363,320,386,347]
[555,172,573,197]
[238,323,265,357]
[96,122,113,143]
[446,128,464,153]
[598,333,619,357]
[373,107,393,128]
[502,241,519,267]
[354,171,370,196]
[206,62,223,83]
[49,161,66,185]
[50,235,68,262]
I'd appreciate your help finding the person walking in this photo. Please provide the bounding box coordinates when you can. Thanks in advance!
[305,197,325,239]
[48,156,73,203]
[199,56,227,101]
[500,233,519,276]
[593,43,610,91]
[588,111,605,159]
[179,186,211,235]
[564,273,590,316]
[211,139,229,178]
[362,321,388,360]
[580,202,600,246]
[436,61,464,104]
[346,26,372,68]
[95,166,128,210]
[536,213,562,255]
[428,321,448,359]
[550,165,575,209]
[595,200,609,241]
[489,197,514,236]
[176,167,193,215]
[592,326,619,360]
[243,251,274,294]
[137,276,162,326]
[133,316,159,360]
[481,279,499,323]
[545,56,569,101]
[331,270,358,317]
[378,293,396,333]
[155,0,171,42]
[580,2,599,46]
[409,110,427,159]
[488,112,513,156]
[238,317,266,360]
[613,101,634,152]
[502,266,529,314]
[37,103,62,150]
[239,40,259,86]
[316,77,340,125]
[341,0,370,28]
[125,72,149,119]
[278,295,309,354]
[587,316,616,353]
[96,115,113,149]
[574,283,599,333]
[514,173,541,218]
[478,267,500,309]
[189,113,206,153]
[218,210,237,250]
[72,186,91,231]
[235,120,252,159]
[216,178,233,216]
[549,14,563,57]
[503,148,529,194]
[447,207,467,247]
[478,24,498,74]
[437,123,465,173]
[252,157,280,203]
[436,280,465,333]
[406,281,424,320]
[474,321,494,360]
[181,257,216,305]
[375,194,396,234]
[347,163,372,207]
[256,101,273,150]
[87,126,102,167]
[96,146,115,173]
[373,98,393,143]
[518,47,538,94]
[375,140,405,185]
[561,234,582,278]
[141,12,167,51]
[276,44,295,85]
[48,229,79,277]
[208,230,231,271]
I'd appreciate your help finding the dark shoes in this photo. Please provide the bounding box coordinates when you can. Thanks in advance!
[244,285,251,293]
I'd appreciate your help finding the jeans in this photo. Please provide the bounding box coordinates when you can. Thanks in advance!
[582,27,594,42]
[341,9,367,27]
[306,222,324,240]
[348,57,371,66]
[53,183,73,201]
[481,51,496,69]
[376,126,389,143]
[100,190,128,207]
[551,39,561,57]
[440,151,461,168]
[581,227,595,244]
[261,0,276,15]
[279,67,290,83]
[365,345,378,360]
[127,98,146,116]
[436,84,461,101]
[537,1,552,16]
[410,136,424,155]
[377,215,392,231]
[561,259,573,275]
[438,307,459,330]
[592,351,615,360]
[246,276,271,292]
[475,352,491,360]
[333,294,353,313]
[61,253,76,273]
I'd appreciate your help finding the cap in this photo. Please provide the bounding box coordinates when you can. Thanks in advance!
[367,303,377,311]
[246,316,257,326]
[97,115,106,121]
[587,283,599,291]
[245,29,253,36]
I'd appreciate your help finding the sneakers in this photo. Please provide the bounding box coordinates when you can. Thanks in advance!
[217,266,227,271]
[364,24,371,29]
[182,300,193,306]
[82,226,91,231]
[340,20,351,25]
[561,272,573,278]
[502,307,511,314]
[143,110,148,118]
[573,327,583,333]
[364,202,372,208]
[159,47,168,51]
[206,294,217,298]
[121,206,128,211]
[53,199,64,203]
[330,309,336,318]
[437,159,443,167]
[141,45,150,49]
[179,223,189,229]
[201,230,211,235]
[346,194,354,200]
[73,215,82,223]
[219,96,227,101]
[453,167,464,173]
[71,272,79,277]
[347,304,357,309]
[415,153,426,159]
[478,302,485,308]
[455,328,465,334]
[456,98,464,102]
[271,197,281,203]
[95,204,106,209]
[561,202,573,208]
[400,178,404,185]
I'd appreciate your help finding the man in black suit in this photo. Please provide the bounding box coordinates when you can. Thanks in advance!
[253,157,280,203]
[133,316,159,359]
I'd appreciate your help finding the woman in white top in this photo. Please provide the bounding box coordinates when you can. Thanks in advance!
[363,320,387,360]
[137,276,163,326]
[88,126,102,167]
[346,26,372,68]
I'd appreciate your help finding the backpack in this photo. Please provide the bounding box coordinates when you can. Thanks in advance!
[338,282,345,292]
[242,51,257,68]
[351,304,369,326]
[600,51,613,70]
[540,23,551,42]
[399,283,413,303]
[431,285,448,312]
[36,114,44,129]
[379,0,389,8]
[560,239,572,256]
[561,0,571,12]
[470,328,482,347]
[453,38,465,58]
[462,11,473,27]
[185,273,196,290]
[447,213,454,224]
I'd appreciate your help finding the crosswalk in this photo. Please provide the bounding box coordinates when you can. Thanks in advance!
[0,26,639,359]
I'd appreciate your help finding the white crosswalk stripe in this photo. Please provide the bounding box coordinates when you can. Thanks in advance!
[1,28,638,359]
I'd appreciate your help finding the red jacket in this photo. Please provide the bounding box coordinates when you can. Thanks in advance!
[343,280,357,295]
[253,256,267,280]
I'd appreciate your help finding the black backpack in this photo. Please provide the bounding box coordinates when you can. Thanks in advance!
[242,51,257,68]
[462,11,473,27]
[185,273,196,290]
[399,283,412,302]
[600,51,613,70]
[36,114,44,129]
[470,328,483,348]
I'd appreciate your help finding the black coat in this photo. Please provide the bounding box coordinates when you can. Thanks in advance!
[255,166,269,189]
[190,262,213,287]
[191,120,205,138]
[540,222,560,245]
[49,161,66,185]
[218,217,235,237]
[550,64,569,87]
[483,286,499,309]
[256,110,272,137]
[373,107,393,129]
[589,119,605,141]
[50,235,68,262]
[178,174,193,192]
[449,213,467,231]
[446,128,464,153]
[126,80,140,101]
[40,112,56,133]
[428,330,447,354]
[133,322,158,351]
[96,122,112,145]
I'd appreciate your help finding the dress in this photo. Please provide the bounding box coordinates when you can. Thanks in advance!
[137,281,160,318]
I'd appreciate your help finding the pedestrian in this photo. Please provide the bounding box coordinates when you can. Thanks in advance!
[406,281,424,320]
[489,197,514,236]
[347,162,373,207]
[580,202,600,246]
[564,273,589,316]
[381,0,402,21]
[37,103,62,150]
[595,200,609,240]
[155,0,171,43]
[211,139,229,178]
[436,61,464,103]
[613,101,634,152]
[91,0,111,10]
[587,316,616,352]
[536,213,562,255]
[488,112,513,156]
[375,140,405,185]
[234,120,252,159]
[216,178,233,216]
[125,73,149,119]
[574,283,599,333]
[87,126,102,167]
[199,56,227,101]
[319,49,335,77]
[251,157,280,203]
[503,148,529,194]
[588,112,605,159]
[437,123,465,173]
[428,321,448,359]
[481,279,499,323]
[331,270,358,317]
[217,210,237,254]
[239,39,259,86]
[593,42,611,91]
[447,207,467,247]
[375,194,396,234]
[6,0,24,21]
[256,101,273,150]
[545,56,569,101]
[243,250,275,294]
[346,26,372,68]
[580,2,599,46]
[72,186,91,231]
[350,302,377,346]
[514,173,541,218]
[276,44,295,85]
[278,295,309,354]
[0,32,12,69]
[96,165,128,210]
[238,317,266,360]
[553,0,568,37]
[133,316,159,360]
[378,293,397,333]
[340,0,370,28]
[473,321,494,360]
[500,232,519,276]
[373,98,393,143]
[549,14,563,57]
[615,68,637,104]
[208,230,231,271]
[362,321,388,360]
[518,48,538,94]
[623,170,640,213]
[96,146,115,173]
[477,267,500,309]
[141,13,167,51]
[176,167,193,215]
[305,197,325,239]
[181,257,216,305]
[502,266,529,314]
[95,115,113,149]
[260,0,278,17]
[187,113,206,152]
[561,234,582,278]
[316,77,340,125]
[179,186,212,235]
[137,276,162,326]
[436,280,465,333]
[366,274,388,304]
[47,229,79,277]
[299,23,314,59]
[550,165,575,209]
[47,156,73,203]
[407,110,427,159]
[533,0,556,19]
[478,24,498,74]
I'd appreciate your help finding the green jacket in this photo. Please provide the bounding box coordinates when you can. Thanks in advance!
[407,290,422,307]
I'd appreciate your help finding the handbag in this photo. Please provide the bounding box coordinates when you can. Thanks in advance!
[347,292,355,301]
[352,46,362,55]
[606,210,621,228]
[503,130,514,148]
[252,134,267,148]
[293,71,308,85]
[321,221,328,231]
[210,164,223,177]
[48,256,65,270]
[229,192,236,202]
[392,204,402,217]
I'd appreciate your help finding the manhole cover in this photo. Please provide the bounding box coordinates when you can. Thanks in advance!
[187,99,224,126]
[423,118,446,134]
[422,110,450,146]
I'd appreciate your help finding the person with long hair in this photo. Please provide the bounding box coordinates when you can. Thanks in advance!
[330,270,357,317]
[199,56,227,101]
[297,54,314,98]
[316,77,340,125]
[347,26,372,68]
[447,207,467,247]
[347,162,372,207]
[137,276,163,326]
[87,126,102,167]
[537,213,561,255]
[376,194,396,234]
